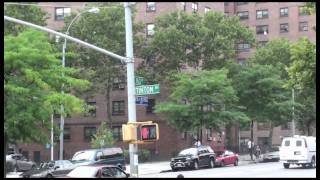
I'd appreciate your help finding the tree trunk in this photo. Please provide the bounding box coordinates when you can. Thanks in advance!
[268,122,274,151]
[4,133,8,176]
[105,86,112,129]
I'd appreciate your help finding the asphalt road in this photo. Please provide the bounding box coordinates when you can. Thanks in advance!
[139,162,316,178]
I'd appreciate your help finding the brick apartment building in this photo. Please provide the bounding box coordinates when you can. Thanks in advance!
[15,2,315,163]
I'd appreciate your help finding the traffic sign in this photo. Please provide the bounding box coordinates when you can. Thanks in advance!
[135,84,160,95]
[45,143,51,149]
[136,96,148,105]
[135,77,144,86]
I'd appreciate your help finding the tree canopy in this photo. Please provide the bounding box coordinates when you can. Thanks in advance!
[155,69,250,136]
[4,29,91,144]
[91,122,115,148]
[4,3,47,36]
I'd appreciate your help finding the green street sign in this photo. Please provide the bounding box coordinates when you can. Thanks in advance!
[136,84,160,95]
[135,77,144,86]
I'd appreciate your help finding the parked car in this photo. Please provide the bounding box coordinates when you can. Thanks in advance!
[20,160,76,178]
[215,150,239,167]
[71,147,126,170]
[170,146,216,171]
[6,154,37,172]
[280,135,316,169]
[261,147,280,162]
[66,164,130,178]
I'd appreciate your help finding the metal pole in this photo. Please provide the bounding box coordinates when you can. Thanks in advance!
[59,38,66,160]
[250,120,253,160]
[51,114,54,161]
[4,16,127,63]
[124,2,138,178]
[292,88,295,136]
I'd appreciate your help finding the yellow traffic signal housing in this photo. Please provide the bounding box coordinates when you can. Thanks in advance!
[122,121,159,144]
[122,124,137,142]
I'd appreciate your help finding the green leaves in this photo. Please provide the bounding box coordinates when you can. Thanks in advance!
[155,69,249,132]
[91,122,115,148]
[4,29,90,144]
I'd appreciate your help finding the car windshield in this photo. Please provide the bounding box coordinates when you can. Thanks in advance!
[178,148,197,156]
[72,151,96,162]
[67,166,99,177]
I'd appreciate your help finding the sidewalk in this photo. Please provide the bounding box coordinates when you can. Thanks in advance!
[125,155,258,175]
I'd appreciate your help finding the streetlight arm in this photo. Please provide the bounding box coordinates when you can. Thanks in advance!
[66,12,83,34]
[4,16,127,63]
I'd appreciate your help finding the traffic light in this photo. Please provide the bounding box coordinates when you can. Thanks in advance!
[122,121,159,144]
[139,123,159,141]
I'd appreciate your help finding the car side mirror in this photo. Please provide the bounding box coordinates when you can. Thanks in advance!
[54,166,60,170]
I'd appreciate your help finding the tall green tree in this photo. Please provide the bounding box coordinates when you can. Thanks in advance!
[234,63,294,148]
[63,4,144,128]
[4,3,47,36]
[138,10,255,82]
[286,37,316,91]
[91,122,115,148]
[155,69,249,143]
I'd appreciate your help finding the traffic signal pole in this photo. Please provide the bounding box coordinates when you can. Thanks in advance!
[124,2,139,177]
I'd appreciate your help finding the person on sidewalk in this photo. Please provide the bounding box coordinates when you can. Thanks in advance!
[255,145,261,160]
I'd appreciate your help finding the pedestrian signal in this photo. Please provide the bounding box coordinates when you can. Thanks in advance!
[140,124,159,141]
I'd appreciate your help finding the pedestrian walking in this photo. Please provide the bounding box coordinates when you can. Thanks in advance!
[255,145,261,159]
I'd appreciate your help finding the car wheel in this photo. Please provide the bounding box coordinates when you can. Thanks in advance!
[209,158,215,168]
[46,174,53,178]
[234,159,238,166]
[310,157,316,169]
[193,161,199,170]
[283,163,290,169]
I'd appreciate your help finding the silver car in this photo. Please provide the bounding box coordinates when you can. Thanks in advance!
[6,154,36,172]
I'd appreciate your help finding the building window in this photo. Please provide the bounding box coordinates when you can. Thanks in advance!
[205,7,211,14]
[64,127,71,140]
[84,127,96,141]
[224,2,229,6]
[33,151,41,164]
[280,7,288,17]
[181,2,186,11]
[192,2,198,13]
[146,99,155,114]
[237,58,246,65]
[299,21,308,31]
[236,43,251,51]
[146,2,156,12]
[256,25,269,35]
[280,23,289,33]
[256,9,268,19]
[146,23,155,37]
[112,101,125,115]
[55,7,71,21]
[281,122,291,130]
[112,77,125,90]
[257,122,270,131]
[207,128,213,141]
[236,2,248,6]
[299,6,308,16]
[237,11,249,20]
[257,41,268,48]
[85,101,96,117]
[113,127,122,141]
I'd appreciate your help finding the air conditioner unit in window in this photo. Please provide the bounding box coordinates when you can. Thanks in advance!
[119,84,125,89]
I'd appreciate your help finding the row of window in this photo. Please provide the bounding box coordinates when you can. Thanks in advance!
[56,126,123,142]
[256,22,309,35]
[147,2,211,14]
[241,122,292,131]
[237,7,309,20]
[55,99,156,118]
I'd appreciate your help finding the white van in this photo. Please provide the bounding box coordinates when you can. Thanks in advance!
[279,135,316,169]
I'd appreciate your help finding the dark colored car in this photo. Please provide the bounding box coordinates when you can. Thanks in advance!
[170,146,216,171]
[71,147,126,170]
[20,160,76,178]
[215,150,239,167]
[6,154,37,172]
[66,164,130,178]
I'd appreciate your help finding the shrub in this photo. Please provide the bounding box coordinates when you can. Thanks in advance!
[123,149,151,163]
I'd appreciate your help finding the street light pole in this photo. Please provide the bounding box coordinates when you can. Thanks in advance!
[124,2,138,177]
[292,88,295,136]
[51,114,54,161]
[59,8,100,160]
